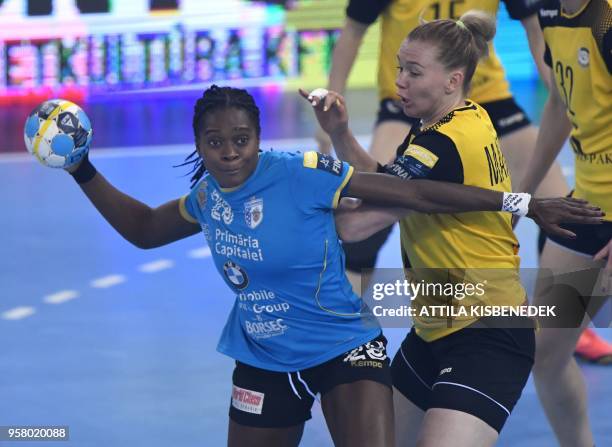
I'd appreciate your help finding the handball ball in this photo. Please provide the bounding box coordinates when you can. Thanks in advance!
[24,99,93,169]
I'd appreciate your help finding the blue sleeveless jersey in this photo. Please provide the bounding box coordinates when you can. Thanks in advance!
[179,150,380,372]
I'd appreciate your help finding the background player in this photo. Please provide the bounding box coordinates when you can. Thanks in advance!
[519,0,612,444]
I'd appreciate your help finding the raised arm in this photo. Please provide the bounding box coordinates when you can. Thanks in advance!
[315,18,370,153]
[301,88,379,172]
[69,157,200,248]
[519,69,572,194]
[522,14,551,89]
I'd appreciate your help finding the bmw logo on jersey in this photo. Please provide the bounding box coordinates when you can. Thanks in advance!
[223,261,249,290]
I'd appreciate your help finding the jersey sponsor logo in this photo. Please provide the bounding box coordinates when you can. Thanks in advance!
[387,152,435,180]
[343,340,387,368]
[223,261,249,290]
[244,196,263,229]
[215,229,264,261]
[303,151,343,176]
[210,189,233,224]
[252,302,290,314]
[577,48,589,67]
[539,8,558,18]
[245,317,288,339]
[231,385,265,415]
[404,144,439,168]
[239,289,276,301]
[201,223,211,241]
[197,181,208,210]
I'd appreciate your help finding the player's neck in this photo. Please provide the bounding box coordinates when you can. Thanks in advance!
[560,0,589,15]
[420,97,465,130]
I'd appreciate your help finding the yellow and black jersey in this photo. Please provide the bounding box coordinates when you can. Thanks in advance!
[382,100,525,341]
[346,0,543,103]
[539,0,612,217]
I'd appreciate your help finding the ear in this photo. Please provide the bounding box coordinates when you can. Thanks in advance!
[445,70,464,94]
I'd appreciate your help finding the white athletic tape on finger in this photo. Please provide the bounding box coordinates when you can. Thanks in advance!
[502,192,531,216]
[308,88,329,101]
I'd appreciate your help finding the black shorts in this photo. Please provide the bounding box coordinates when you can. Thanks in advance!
[376,98,420,126]
[480,97,532,137]
[391,320,535,433]
[229,333,392,428]
[547,221,612,257]
[376,97,531,138]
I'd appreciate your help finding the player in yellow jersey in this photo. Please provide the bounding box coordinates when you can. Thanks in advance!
[519,0,612,444]
[316,0,569,295]
[305,11,558,446]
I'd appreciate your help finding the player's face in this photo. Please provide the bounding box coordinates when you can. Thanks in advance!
[395,39,458,121]
[197,107,260,188]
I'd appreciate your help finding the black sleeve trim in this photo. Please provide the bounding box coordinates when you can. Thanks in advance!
[413,131,464,184]
[604,28,612,75]
[543,42,552,67]
[346,0,391,25]
[386,131,464,183]
[502,0,545,20]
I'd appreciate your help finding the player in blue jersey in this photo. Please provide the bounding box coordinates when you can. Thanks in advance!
[63,85,601,446]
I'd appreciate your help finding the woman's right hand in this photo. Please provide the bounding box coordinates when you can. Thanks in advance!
[299,88,349,138]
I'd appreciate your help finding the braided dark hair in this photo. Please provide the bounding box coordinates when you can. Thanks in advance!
[181,85,261,187]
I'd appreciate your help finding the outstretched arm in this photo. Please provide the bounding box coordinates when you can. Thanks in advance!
[340,172,604,240]
[519,70,572,194]
[70,157,200,248]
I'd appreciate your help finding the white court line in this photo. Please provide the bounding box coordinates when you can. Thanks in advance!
[189,246,212,258]
[90,274,126,289]
[139,259,174,273]
[44,290,79,304]
[2,306,36,320]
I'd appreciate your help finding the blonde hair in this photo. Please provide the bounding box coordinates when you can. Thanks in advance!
[408,10,496,92]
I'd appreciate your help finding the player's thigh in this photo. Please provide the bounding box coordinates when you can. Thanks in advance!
[416,408,497,447]
[228,362,313,446]
[534,239,607,362]
[318,334,394,447]
[321,379,394,447]
[393,387,425,447]
[369,121,413,164]
[228,420,304,447]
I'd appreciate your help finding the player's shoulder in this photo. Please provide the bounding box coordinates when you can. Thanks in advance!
[538,0,561,26]
[425,101,482,135]
[275,150,345,176]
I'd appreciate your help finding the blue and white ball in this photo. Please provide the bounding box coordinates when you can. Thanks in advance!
[24,99,93,169]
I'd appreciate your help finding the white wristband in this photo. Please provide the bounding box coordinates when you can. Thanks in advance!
[308,88,329,101]
[502,192,531,216]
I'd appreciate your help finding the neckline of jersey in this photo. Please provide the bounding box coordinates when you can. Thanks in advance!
[420,100,475,132]
[561,0,591,18]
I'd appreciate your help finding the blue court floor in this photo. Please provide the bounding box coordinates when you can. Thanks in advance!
[1,84,610,446]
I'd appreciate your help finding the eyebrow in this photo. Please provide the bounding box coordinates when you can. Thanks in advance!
[396,55,425,68]
[204,126,251,135]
